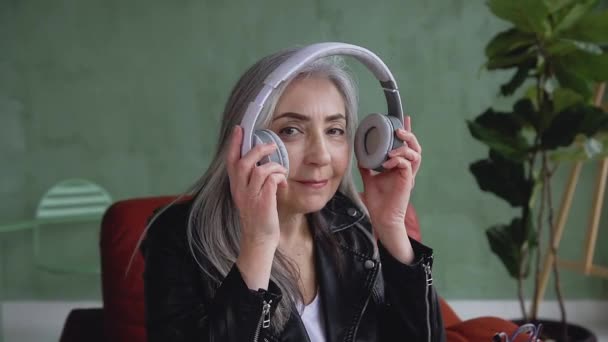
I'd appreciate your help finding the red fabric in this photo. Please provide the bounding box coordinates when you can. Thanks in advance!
[100,195,182,342]
[447,317,532,342]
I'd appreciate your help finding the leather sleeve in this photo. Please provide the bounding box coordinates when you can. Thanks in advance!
[141,217,282,342]
[377,238,446,342]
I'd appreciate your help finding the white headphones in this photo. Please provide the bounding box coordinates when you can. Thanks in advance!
[240,42,404,173]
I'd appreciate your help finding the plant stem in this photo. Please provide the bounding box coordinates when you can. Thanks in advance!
[517,276,527,322]
[531,151,545,321]
[530,48,548,320]
[544,154,568,340]
[520,152,537,321]
[517,148,540,321]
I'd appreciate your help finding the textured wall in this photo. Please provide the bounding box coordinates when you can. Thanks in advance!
[1,0,607,300]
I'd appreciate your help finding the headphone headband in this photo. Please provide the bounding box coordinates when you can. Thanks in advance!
[241,42,404,157]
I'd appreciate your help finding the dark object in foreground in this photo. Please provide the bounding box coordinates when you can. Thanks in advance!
[511,319,597,342]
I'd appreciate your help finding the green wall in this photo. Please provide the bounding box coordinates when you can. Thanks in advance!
[1,0,607,301]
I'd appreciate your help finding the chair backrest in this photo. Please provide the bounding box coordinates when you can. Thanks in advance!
[33,179,113,274]
[100,195,181,342]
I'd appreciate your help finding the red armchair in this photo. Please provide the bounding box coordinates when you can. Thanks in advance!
[59,195,526,342]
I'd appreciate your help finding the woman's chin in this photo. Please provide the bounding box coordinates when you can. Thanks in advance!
[277,182,340,214]
[278,194,331,215]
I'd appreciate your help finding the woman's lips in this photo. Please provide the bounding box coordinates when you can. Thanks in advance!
[295,180,328,189]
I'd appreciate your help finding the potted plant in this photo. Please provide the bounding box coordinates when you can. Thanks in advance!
[467,0,608,341]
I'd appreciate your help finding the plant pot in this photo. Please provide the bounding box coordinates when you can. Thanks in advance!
[511,319,596,342]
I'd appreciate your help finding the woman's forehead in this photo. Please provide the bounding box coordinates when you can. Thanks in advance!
[273,77,346,119]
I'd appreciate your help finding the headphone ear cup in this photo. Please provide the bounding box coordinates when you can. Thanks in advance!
[253,129,290,174]
[354,113,404,171]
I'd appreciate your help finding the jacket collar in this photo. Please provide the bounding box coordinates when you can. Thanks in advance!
[319,191,366,233]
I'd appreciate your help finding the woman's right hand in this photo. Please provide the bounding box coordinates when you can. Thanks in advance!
[226,125,288,249]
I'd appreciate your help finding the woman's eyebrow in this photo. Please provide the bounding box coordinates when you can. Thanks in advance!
[273,112,346,122]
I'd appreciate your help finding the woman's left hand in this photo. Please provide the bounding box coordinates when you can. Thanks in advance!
[359,125,422,242]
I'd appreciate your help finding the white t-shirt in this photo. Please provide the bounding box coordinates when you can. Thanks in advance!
[298,291,327,342]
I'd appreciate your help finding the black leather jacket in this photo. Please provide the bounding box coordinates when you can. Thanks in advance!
[141,192,445,342]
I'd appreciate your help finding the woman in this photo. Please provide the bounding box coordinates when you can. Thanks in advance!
[141,46,445,342]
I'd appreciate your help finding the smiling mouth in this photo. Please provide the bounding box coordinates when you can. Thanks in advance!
[295,180,329,189]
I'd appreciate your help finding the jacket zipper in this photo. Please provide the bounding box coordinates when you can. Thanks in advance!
[424,261,433,342]
[348,264,379,342]
[253,299,272,342]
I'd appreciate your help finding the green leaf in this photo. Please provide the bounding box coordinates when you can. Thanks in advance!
[562,10,608,44]
[543,0,579,13]
[553,0,598,35]
[488,0,550,34]
[513,98,540,129]
[554,63,594,99]
[546,39,603,57]
[486,224,521,278]
[543,104,608,149]
[469,150,532,206]
[546,39,579,55]
[571,40,604,55]
[475,108,523,134]
[549,134,608,161]
[557,50,608,82]
[553,87,584,113]
[467,109,530,161]
[486,28,537,59]
[500,62,535,96]
[550,144,592,161]
[578,105,608,135]
[486,47,536,70]
[525,85,540,109]
[541,104,587,148]
[486,217,536,278]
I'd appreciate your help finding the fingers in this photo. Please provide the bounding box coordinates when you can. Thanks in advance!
[388,145,420,164]
[405,115,412,132]
[395,128,421,154]
[382,156,412,172]
[382,156,413,183]
[226,125,287,196]
[235,144,281,187]
[261,173,288,197]
[248,162,288,195]
[239,143,280,172]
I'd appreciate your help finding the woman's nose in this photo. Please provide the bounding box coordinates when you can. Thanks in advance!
[305,133,331,166]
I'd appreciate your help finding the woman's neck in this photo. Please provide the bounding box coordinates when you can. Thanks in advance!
[278,211,312,251]
[278,210,317,305]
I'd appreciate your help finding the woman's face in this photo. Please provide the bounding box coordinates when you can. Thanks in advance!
[270,75,351,215]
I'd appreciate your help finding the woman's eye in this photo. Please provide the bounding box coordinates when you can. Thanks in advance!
[279,127,301,137]
[327,128,345,136]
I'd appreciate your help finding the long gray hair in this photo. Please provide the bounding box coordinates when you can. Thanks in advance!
[148,47,369,333]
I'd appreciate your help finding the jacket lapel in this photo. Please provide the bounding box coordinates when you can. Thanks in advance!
[315,232,379,342]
